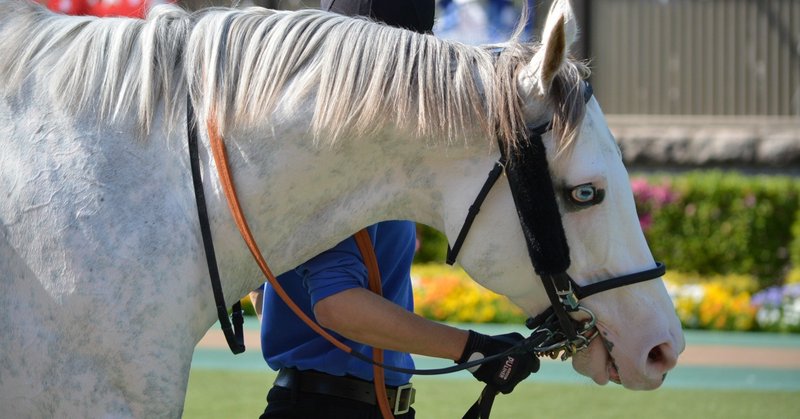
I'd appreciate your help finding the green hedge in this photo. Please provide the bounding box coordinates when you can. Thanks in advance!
[635,171,800,288]
[791,207,800,277]
[415,171,800,289]
[414,224,449,264]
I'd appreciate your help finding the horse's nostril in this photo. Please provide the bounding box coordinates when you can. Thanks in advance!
[648,346,664,363]
[647,342,677,374]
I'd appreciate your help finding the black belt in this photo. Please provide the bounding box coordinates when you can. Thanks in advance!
[274,368,415,415]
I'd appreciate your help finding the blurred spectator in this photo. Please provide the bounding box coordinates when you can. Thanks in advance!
[436,0,535,44]
[43,0,175,18]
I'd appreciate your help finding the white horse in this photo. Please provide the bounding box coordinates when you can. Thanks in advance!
[0,0,684,417]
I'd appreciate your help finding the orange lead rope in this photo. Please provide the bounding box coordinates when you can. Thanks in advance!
[354,230,394,419]
[205,117,350,353]
[206,118,394,419]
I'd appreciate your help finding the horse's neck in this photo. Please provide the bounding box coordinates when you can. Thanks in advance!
[202,123,492,294]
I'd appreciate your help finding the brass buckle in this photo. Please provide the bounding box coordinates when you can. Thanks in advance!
[393,383,415,415]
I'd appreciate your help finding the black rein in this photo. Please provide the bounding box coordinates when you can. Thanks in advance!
[187,99,246,355]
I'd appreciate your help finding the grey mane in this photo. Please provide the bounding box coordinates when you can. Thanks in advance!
[0,0,588,151]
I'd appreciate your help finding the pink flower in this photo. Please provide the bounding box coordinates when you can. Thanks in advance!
[631,178,651,200]
[652,185,674,206]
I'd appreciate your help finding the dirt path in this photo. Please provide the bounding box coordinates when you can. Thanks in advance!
[196,329,800,369]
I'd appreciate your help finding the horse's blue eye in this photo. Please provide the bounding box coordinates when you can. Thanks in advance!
[568,184,604,207]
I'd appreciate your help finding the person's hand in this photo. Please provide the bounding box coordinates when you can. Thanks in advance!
[456,330,540,394]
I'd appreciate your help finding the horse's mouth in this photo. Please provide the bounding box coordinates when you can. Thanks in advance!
[596,326,622,385]
[608,360,621,385]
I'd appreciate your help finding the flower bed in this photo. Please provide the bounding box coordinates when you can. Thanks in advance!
[749,284,800,333]
[411,264,526,324]
[412,264,800,333]
[668,278,800,333]
[665,272,758,332]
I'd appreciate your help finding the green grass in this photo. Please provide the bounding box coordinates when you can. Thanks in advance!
[184,369,800,419]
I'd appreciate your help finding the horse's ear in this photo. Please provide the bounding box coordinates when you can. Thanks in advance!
[522,0,578,96]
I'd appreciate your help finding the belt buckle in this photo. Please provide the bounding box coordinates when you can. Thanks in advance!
[393,383,414,415]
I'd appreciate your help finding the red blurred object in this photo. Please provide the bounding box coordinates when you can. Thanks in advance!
[45,0,175,18]
[46,0,89,15]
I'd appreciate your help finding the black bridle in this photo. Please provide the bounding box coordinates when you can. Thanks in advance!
[446,81,665,361]
[445,81,666,418]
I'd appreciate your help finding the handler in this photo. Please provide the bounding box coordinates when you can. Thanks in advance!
[250,3,538,419]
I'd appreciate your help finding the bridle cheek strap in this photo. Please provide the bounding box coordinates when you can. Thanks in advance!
[446,160,506,265]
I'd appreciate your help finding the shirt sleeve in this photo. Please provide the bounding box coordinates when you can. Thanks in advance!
[296,235,369,308]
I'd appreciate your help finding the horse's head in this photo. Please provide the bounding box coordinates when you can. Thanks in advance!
[449,0,684,390]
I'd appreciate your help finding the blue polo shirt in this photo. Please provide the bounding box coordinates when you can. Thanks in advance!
[260,221,416,386]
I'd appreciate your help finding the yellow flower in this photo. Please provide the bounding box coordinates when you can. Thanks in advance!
[667,278,757,332]
[411,264,525,323]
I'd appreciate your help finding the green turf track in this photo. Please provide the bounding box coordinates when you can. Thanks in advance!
[184,369,799,419]
[186,324,800,418]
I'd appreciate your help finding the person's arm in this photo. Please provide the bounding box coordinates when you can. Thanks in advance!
[314,287,468,360]
[315,287,539,394]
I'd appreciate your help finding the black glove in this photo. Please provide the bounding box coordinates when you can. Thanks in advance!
[457,330,540,394]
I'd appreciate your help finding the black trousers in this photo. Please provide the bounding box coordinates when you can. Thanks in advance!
[321,0,435,34]
[259,386,416,419]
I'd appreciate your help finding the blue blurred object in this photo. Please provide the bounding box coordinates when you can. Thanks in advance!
[436,0,536,44]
